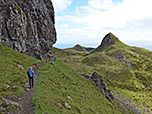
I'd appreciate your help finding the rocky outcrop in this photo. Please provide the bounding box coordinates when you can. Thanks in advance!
[82,73,141,113]
[82,72,114,102]
[113,53,133,71]
[0,0,56,59]
[92,32,126,53]
[95,33,118,52]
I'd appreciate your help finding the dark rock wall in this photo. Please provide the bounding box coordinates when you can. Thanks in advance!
[0,0,56,59]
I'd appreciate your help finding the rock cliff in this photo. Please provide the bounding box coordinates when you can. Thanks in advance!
[0,0,56,59]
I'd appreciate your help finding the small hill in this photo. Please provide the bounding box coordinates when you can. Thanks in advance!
[73,44,87,52]
[64,44,94,52]
[50,46,87,58]
[64,44,87,52]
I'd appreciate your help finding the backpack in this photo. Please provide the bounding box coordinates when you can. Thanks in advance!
[28,70,33,77]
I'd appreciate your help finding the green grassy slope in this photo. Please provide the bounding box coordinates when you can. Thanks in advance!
[1,37,152,113]
[104,44,152,87]
[33,59,132,114]
[0,44,123,114]
[50,35,152,113]
[0,45,40,112]
[101,43,152,113]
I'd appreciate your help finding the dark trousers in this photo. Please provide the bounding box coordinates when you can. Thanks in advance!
[29,77,34,88]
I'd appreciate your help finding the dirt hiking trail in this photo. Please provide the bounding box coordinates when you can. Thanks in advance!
[8,63,46,114]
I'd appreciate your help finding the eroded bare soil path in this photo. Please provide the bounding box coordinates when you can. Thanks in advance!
[9,63,45,114]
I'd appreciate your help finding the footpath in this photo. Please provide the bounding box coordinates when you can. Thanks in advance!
[9,63,45,114]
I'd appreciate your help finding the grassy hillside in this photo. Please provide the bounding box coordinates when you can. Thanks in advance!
[0,44,133,113]
[0,45,40,112]
[33,59,134,114]
[102,43,152,113]
[1,35,152,113]
[50,35,152,113]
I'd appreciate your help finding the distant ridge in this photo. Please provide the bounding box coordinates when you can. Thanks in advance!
[63,44,87,52]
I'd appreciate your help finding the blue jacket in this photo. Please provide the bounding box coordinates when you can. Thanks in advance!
[27,70,35,77]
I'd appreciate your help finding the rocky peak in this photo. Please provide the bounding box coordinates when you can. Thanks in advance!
[95,32,119,52]
[0,0,56,59]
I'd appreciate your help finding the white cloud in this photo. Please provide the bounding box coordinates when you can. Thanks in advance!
[73,0,152,29]
[51,0,72,13]
[88,0,113,10]
[59,24,68,28]
[55,0,152,49]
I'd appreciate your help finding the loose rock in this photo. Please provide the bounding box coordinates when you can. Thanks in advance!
[65,102,71,110]
[0,107,5,112]
[67,96,72,100]
[17,64,24,70]
[2,97,20,107]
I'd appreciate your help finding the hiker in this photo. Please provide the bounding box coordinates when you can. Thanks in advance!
[27,67,35,88]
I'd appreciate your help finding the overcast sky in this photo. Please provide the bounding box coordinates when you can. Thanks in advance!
[51,0,152,50]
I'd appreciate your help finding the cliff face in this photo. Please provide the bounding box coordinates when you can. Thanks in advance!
[0,0,56,59]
